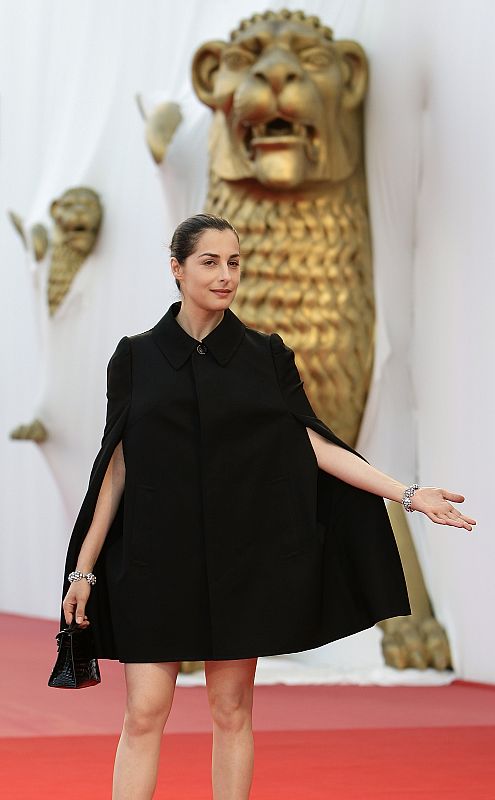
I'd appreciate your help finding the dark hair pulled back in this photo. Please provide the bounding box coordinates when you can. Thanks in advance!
[169,214,239,292]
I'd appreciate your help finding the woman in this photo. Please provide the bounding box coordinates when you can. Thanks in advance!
[62,213,476,800]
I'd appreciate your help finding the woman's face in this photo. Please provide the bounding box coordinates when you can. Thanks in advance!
[171,228,241,310]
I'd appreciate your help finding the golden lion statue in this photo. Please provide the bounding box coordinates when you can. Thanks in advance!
[193,9,370,446]
[9,186,102,318]
[47,187,103,316]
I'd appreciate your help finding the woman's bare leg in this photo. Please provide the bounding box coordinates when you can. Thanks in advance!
[112,661,180,800]
[205,658,258,800]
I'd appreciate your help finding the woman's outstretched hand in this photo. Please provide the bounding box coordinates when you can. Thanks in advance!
[303,429,477,532]
[411,488,477,531]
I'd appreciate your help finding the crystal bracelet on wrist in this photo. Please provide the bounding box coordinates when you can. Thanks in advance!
[401,483,419,513]
[68,570,97,586]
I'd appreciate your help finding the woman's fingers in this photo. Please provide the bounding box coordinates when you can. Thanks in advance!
[62,585,91,626]
[443,503,477,527]
[450,510,477,526]
[442,513,465,528]
[438,511,474,531]
[415,487,477,530]
[76,599,87,624]
[63,596,75,624]
[424,506,476,531]
[424,488,477,529]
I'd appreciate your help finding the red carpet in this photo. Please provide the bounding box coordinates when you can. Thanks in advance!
[1,728,495,799]
[1,613,495,798]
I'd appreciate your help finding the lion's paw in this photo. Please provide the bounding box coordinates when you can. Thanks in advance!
[381,615,452,670]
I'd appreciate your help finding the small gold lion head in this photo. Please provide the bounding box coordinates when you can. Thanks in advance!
[50,187,103,256]
[192,9,367,190]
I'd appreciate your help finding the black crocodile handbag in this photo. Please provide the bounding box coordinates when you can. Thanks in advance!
[48,620,101,689]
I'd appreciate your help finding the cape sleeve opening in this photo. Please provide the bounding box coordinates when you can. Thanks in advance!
[269,331,369,465]
[60,335,133,655]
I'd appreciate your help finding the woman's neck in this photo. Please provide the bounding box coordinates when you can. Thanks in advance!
[175,300,225,342]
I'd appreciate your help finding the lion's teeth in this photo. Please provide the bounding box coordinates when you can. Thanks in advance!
[293,123,304,137]
[252,124,266,137]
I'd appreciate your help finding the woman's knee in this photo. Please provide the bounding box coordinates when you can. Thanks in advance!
[208,687,254,733]
[123,700,169,738]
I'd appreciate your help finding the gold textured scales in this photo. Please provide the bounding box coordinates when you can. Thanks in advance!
[48,242,89,316]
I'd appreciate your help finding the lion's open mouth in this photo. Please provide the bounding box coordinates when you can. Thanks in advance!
[242,116,317,157]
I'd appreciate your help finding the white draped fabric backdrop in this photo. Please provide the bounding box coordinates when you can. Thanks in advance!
[0,0,493,683]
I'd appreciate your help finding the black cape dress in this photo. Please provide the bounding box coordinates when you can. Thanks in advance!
[60,300,411,662]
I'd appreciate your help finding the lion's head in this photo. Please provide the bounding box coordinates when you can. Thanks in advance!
[50,187,102,256]
[192,9,367,190]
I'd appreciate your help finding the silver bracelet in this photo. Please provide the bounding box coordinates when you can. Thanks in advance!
[402,483,419,513]
[68,570,96,586]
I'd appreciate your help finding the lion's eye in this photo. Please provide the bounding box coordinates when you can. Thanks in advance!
[299,48,332,69]
[222,48,254,71]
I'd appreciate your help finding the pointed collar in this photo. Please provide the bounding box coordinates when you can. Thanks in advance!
[151,300,246,369]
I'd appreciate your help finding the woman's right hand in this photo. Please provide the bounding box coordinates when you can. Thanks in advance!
[62,580,91,628]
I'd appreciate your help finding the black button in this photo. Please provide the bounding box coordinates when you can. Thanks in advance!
[196,343,207,355]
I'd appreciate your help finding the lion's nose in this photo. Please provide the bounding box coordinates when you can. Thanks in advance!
[253,58,303,94]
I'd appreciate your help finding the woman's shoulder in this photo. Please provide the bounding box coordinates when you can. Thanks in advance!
[118,325,157,351]
[242,325,293,359]
[242,323,288,349]
[107,325,156,367]
[241,325,274,359]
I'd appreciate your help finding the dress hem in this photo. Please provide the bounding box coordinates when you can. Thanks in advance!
[103,604,412,663]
